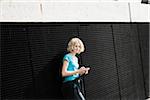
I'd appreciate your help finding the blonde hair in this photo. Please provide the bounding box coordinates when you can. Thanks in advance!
[67,37,85,54]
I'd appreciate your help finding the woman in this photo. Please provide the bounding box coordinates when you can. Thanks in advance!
[61,37,90,100]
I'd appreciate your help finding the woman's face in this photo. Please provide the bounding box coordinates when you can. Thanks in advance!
[73,43,81,54]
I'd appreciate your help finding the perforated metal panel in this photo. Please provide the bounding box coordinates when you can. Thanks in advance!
[136,23,149,98]
[1,24,33,99]
[79,24,120,100]
[112,24,145,100]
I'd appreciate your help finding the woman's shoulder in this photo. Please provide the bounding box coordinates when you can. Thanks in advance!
[63,53,72,62]
[64,53,71,58]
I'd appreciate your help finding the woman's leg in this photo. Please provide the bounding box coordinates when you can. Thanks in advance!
[61,82,74,99]
[62,80,85,100]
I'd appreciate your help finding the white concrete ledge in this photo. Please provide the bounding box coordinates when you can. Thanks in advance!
[42,2,130,22]
[130,3,150,22]
[0,0,142,3]
[0,1,149,22]
[0,2,42,22]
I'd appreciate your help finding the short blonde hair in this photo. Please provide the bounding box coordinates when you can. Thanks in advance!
[67,37,85,54]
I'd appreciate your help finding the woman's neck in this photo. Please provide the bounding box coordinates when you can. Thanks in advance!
[69,52,76,56]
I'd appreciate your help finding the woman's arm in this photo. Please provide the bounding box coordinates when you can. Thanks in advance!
[61,60,86,77]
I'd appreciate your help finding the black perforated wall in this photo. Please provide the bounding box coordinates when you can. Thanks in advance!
[1,23,148,100]
[79,24,120,100]
[137,23,149,98]
[112,24,145,100]
[1,24,33,99]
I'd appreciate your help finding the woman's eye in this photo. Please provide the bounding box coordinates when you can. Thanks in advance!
[75,45,80,48]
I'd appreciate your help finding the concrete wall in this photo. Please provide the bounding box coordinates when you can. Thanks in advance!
[0,0,149,22]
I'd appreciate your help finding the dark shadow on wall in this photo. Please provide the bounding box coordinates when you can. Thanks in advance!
[24,52,67,99]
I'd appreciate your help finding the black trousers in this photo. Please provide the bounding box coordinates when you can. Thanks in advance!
[61,79,85,100]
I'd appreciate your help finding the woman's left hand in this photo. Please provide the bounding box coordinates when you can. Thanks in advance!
[85,67,90,74]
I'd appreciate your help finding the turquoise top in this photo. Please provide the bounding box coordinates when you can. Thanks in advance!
[63,53,79,83]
